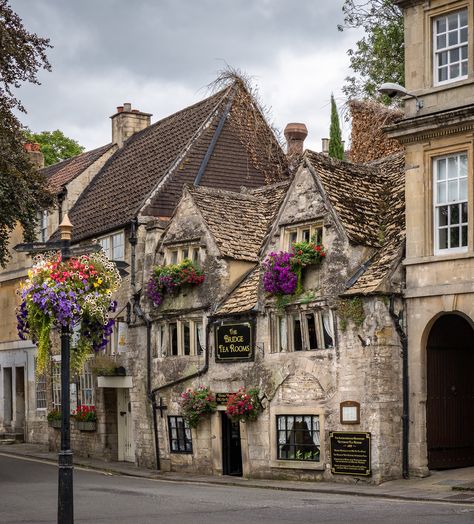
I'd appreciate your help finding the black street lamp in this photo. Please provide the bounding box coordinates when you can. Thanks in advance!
[14,216,128,524]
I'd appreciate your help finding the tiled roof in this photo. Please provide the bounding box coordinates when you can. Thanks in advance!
[216,267,260,315]
[43,144,114,194]
[188,180,289,262]
[344,153,405,295]
[305,151,385,248]
[65,81,288,242]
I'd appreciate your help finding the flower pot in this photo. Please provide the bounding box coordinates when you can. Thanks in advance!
[48,420,61,429]
[76,420,97,432]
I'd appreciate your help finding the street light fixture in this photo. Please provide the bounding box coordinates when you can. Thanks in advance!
[378,82,424,112]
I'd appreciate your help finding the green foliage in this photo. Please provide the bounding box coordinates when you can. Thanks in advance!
[89,354,118,376]
[24,129,84,166]
[328,94,344,160]
[47,408,61,422]
[339,0,404,103]
[0,1,54,267]
[338,297,365,331]
[179,386,217,428]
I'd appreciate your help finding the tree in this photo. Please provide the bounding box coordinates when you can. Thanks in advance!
[339,0,404,102]
[0,0,54,267]
[328,94,344,160]
[25,129,84,166]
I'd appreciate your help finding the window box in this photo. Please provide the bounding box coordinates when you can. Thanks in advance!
[76,421,97,432]
[48,420,61,429]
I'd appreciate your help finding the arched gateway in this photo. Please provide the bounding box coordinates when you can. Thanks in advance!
[426,313,474,469]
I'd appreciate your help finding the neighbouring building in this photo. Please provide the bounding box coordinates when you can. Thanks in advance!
[387,0,474,475]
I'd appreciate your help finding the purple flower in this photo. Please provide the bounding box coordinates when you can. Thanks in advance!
[262,251,297,296]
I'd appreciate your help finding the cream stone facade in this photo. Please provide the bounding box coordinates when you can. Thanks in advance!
[389,0,474,474]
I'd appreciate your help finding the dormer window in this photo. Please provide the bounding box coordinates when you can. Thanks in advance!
[165,245,200,265]
[282,223,323,251]
[433,9,468,85]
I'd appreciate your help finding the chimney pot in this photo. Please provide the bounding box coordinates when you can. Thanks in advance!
[123,102,132,112]
[284,123,308,156]
[117,106,124,113]
[321,138,329,154]
[24,142,44,168]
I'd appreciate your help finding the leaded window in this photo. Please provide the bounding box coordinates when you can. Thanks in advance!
[79,364,94,406]
[434,152,468,253]
[51,360,61,409]
[433,9,468,85]
[277,415,320,462]
[35,359,47,410]
[168,416,192,453]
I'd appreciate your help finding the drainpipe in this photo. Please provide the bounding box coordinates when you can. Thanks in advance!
[389,294,409,479]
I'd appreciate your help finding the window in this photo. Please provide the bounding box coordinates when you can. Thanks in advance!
[51,360,61,409]
[98,231,125,261]
[272,310,334,352]
[78,364,94,407]
[277,415,320,462]
[283,223,323,250]
[434,152,468,253]
[165,245,200,265]
[162,319,205,357]
[104,319,126,355]
[38,210,48,242]
[433,9,468,85]
[35,360,47,410]
[168,416,192,453]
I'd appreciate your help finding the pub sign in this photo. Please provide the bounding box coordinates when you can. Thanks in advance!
[215,322,253,362]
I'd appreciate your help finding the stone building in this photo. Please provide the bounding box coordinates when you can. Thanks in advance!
[130,140,406,483]
[387,0,474,474]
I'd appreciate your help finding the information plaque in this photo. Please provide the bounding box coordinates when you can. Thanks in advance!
[215,393,233,405]
[215,322,253,362]
[330,431,371,476]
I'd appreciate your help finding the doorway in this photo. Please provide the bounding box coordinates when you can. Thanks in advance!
[2,367,12,428]
[426,313,474,469]
[221,412,242,476]
[117,389,135,462]
[15,367,25,432]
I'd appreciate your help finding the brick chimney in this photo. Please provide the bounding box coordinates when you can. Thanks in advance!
[284,123,308,156]
[111,103,152,148]
[24,142,44,169]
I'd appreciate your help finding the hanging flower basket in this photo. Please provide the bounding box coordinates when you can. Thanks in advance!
[16,251,121,373]
[147,259,204,307]
[262,238,326,298]
[225,387,262,423]
[179,386,217,428]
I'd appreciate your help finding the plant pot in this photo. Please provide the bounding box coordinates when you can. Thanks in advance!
[76,420,97,432]
[48,420,61,429]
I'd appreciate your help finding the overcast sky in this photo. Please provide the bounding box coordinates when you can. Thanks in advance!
[10,0,362,153]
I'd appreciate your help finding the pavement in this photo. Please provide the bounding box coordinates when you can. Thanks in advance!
[1,442,474,505]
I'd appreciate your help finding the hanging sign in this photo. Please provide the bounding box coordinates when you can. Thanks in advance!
[215,322,253,362]
[330,431,371,476]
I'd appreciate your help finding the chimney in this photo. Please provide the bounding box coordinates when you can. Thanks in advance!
[111,103,152,148]
[24,142,44,169]
[284,123,308,156]
[321,138,329,155]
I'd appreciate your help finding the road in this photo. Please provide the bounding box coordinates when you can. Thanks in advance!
[0,454,474,523]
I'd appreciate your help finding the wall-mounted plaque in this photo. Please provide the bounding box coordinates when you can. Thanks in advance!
[330,431,371,476]
[340,401,360,424]
[215,393,233,405]
[215,322,253,362]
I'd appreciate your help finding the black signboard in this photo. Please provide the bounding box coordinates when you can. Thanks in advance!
[215,393,233,405]
[330,431,371,476]
[215,322,253,362]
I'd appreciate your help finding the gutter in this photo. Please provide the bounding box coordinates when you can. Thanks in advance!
[389,294,409,479]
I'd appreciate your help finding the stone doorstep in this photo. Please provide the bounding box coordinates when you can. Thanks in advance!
[0,439,16,445]
[453,482,474,492]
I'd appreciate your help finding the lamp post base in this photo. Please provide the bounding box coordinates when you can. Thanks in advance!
[58,449,74,523]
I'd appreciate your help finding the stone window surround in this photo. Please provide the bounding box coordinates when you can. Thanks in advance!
[423,0,472,89]
[270,309,335,353]
[155,317,205,357]
[423,138,473,257]
[279,220,323,251]
[270,405,325,471]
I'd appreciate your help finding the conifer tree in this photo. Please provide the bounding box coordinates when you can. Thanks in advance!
[328,94,344,160]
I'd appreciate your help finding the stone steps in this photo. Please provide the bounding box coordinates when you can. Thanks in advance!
[0,432,24,444]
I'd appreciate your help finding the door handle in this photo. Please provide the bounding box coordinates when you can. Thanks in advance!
[120,411,127,416]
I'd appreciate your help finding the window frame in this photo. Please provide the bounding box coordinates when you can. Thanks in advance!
[433,151,469,255]
[168,415,193,453]
[271,309,334,353]
[432,8,469,86]
[98,231,125,261]
[164,244,201,265]
[35,359,47,411]
[160,318,205,357]
[276,414,321,463]
[78,362,95,407]
[51,357,62,410]
[281,222,323,251]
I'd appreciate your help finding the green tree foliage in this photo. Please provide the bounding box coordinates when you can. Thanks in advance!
[25,129,84,166]
[0,0,54,267]
[328,94,344,160]
[339,0,404,102]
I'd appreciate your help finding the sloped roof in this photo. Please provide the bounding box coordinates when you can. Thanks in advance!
[65,81,288,242]
[188,180,289,262]
[344,153,405,295]
[216,267,260,315]
[305,151,385,247]
[42,143,114,194]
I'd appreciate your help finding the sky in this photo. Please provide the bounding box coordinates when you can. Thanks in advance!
[10,0,362,153]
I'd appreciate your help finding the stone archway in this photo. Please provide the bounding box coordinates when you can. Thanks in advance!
[426,313,474,469]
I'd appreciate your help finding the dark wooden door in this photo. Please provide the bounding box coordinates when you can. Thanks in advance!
[427,314,474,469]
[222,412,242,476]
